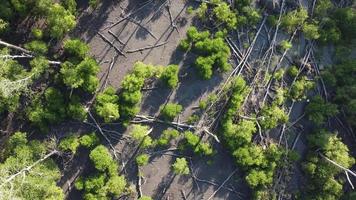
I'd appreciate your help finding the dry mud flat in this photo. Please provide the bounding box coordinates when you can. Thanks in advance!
[70,0,248,199]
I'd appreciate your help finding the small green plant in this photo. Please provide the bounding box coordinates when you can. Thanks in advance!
[24,40,48,55]
[31,28,43,39]
[172,158,190,175]
[95,87,120,123]
[184,131,213,156]
[130,124,153,148]
[156,129,179,146]
[186,6,194,15]
[287,66,299,78]
[59,135,80,153]
[79,132,100,148]
[279,40,292,50]
[136,154,150,166]
[160,103,182,121]
[160,65,179,88]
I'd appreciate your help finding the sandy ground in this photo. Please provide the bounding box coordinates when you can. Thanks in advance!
[60,0,356,199]
[66,0,248,199]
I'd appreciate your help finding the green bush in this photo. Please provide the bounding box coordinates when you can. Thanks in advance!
[130,124,153,148]
[259,105,288,130]
[160,103,182,121]
[24,40,48,55]
[47,4,76,38]
[305,95,338,126]
[27,87,66,132]
[184,131,213,156]
[64,39,89,59]
[60,57,100,92]
[67,95,87,121]
[136,154,150,166]
[287,65,299,78]
[289,76,314,101]
[80,132,100,148]
[157,129,179,146]
[172,157,189,175]
[181,26,231,79]
[31,28,43,39]
[160,65,179,88]
[279,40,292,50]
[59,135,80,153]
[95,87,119,123]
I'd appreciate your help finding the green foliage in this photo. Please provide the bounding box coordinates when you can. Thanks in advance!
[160,64,179,88]
[156,129,179,147]
[279,40,292,50]
[287,65,299,78]
[60,57,100,92]
[27,87,66,132]
[184,131,213,156]
[302,22,320,40]
[62,0,77,14]
[333,8,356,41]
[323,60,356,127]
[119,62,160,120]
[95,87,120,122]
[259,104,288,130]
[89,145,117,173]
[76,144,126,199]
[225,77,248,119]
[29,56,49,79]
[289,76,314,101]
[172,157,189,175]
[138,196,153,200]
[31,28,43,39]
[130,124,153,148]
[59,135,80,153]
[305,95,338,126]
[67,95,87,121]
[303,129,355,199]
[24,40,48,55]
[197,0,237,29]
[80,132,100,148]
[64,38,90,59]
[0,19,9,34]
[212,1,237,29]
[281,8,308,33]
[186,6,194,15]
[219,76,283,192]
[0,132,64,199]
[89,0,100,8]
[136,154,149,166]
[47,3,76,38]
[181,26,231,79]
[160,103,183,121]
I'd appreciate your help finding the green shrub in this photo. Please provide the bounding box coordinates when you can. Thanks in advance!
[67,96,87,121]
[305,95,338,126]
[24,40,48,55]
[89,145,117,172]
[157,129,179,146]
[80,133,100,148]
[95,87,119,123]
[47,4,76,38]
[160,65,179,88]
[287,66,299,78]
[63,39,89,59]
[172,158,189,175]
[160,103,182,121]
[31,28,43,39]
[136,154,149,166]
[60,57,100,92]
[259,105,288,130]
[184,131,213,156]
[279,40,292,50]
[59,135,80,153]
